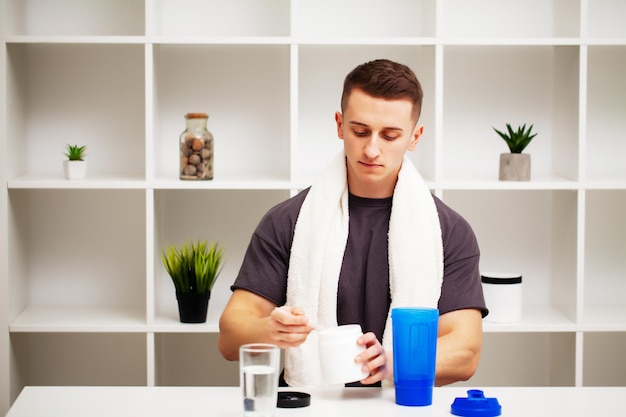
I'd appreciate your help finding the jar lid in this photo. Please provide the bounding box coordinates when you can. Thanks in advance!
[481,272,522,285]
[277,391,311,408]
[451,390,501,417]
[185,113,208,119]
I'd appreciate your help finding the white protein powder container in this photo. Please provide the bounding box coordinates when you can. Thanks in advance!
[318,324,369,385]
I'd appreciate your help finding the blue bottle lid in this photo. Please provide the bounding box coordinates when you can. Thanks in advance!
[451,390,501,417]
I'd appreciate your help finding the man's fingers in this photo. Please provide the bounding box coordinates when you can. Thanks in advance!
[272,306,311,326]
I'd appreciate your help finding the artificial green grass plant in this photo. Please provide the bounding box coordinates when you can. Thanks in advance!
[161,240,224,294]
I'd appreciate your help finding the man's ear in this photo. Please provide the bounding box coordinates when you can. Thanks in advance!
[408,124,424,151]
[335,112,344,140]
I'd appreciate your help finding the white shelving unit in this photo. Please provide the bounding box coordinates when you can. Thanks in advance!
[1,0,625,413]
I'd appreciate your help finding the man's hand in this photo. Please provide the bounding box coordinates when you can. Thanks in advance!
[219,290,315,360]
[268,306,316,349]
[355,332,391,385]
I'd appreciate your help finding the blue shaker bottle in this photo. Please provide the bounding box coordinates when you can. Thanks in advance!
[391,307,439,406]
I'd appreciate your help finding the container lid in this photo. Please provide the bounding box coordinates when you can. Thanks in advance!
[451,390,501,417]
[185,113,208,119]
[481,272,522,285]
[277,391,311,408]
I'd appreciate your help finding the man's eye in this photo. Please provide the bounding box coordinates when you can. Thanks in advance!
[382,134,399,141]
[354,130,369,137]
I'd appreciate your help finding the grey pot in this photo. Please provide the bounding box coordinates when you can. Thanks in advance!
[499,153,530,181]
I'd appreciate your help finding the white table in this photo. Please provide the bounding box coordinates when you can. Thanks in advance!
[5,385,626,417]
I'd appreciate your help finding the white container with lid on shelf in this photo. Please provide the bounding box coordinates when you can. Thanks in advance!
[481,272,523,323]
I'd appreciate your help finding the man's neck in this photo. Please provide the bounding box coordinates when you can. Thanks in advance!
[347,176,397,199]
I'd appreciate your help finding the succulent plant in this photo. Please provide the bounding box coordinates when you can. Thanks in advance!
[64,144,87,161]
[493,123,537,154]
[161,240,224,294]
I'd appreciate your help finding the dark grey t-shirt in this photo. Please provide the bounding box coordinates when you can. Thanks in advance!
[232,188,487,344]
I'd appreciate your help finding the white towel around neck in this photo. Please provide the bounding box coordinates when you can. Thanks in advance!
[284,151,443,387]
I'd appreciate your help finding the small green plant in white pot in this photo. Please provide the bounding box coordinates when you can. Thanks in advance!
[161,240,224,323]
[63,144,87,180]
[493,123,537,181]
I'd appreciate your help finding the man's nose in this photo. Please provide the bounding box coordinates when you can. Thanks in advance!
[363,135,381,157]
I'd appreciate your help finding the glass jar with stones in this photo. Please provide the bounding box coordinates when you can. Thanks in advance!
[179,113,214,180]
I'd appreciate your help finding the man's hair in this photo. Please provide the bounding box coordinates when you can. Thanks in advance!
[341,59,423,123]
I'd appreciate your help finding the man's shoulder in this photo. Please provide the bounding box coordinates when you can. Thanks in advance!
[256,187,310,232]
[431,195,480,261]
[431,194,474,236]
[266,187,309,218]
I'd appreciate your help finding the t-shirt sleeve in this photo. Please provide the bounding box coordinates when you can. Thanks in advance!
[231,229,289,306]
[230,189,308,307]
[435,197,489,318]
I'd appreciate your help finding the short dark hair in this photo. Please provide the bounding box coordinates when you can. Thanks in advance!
[341,59,423,123]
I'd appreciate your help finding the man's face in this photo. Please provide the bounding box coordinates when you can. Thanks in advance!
[335,88,422,198]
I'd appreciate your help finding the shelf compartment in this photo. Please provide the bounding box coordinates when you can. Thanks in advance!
[10,305,146,333]
[149,178,293,191]
[585,46,626,183]
[483,304,576,333]
[5,43,145,179]
[437,177,579,190]
[296,45,436,183]
[152,44,290,182]
[152,189,291,327]
[439,0,580,39]
[583,190,626,321]
[294,0,435,38]
[7,176,147,190]
[580,306,626,332]
[586,0,626,39]
[442,190,578,322]
[8,189,146,318]
[456,332,576,386]
[152,0,290,37]
[10,333,147,388]
[442,45,579,182]
[583,332,626,386]
[155,333,238,386]
[5,0,145,36]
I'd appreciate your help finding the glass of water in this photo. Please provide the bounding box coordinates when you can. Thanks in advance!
[240,343,280,417]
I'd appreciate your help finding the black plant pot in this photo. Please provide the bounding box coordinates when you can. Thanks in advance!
[176,291,211,323]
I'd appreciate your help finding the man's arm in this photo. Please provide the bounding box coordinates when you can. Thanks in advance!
[354,308,482,386]
[218,288,315,361]
[434,308,483,386]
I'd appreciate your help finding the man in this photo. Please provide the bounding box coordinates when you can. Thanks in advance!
[218,59,487,387]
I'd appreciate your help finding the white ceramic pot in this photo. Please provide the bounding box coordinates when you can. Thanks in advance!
[64,160,87,180]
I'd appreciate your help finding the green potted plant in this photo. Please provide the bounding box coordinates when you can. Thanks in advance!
[63,144,87,179]
[493,123,537,181]
[161,240,224,323]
